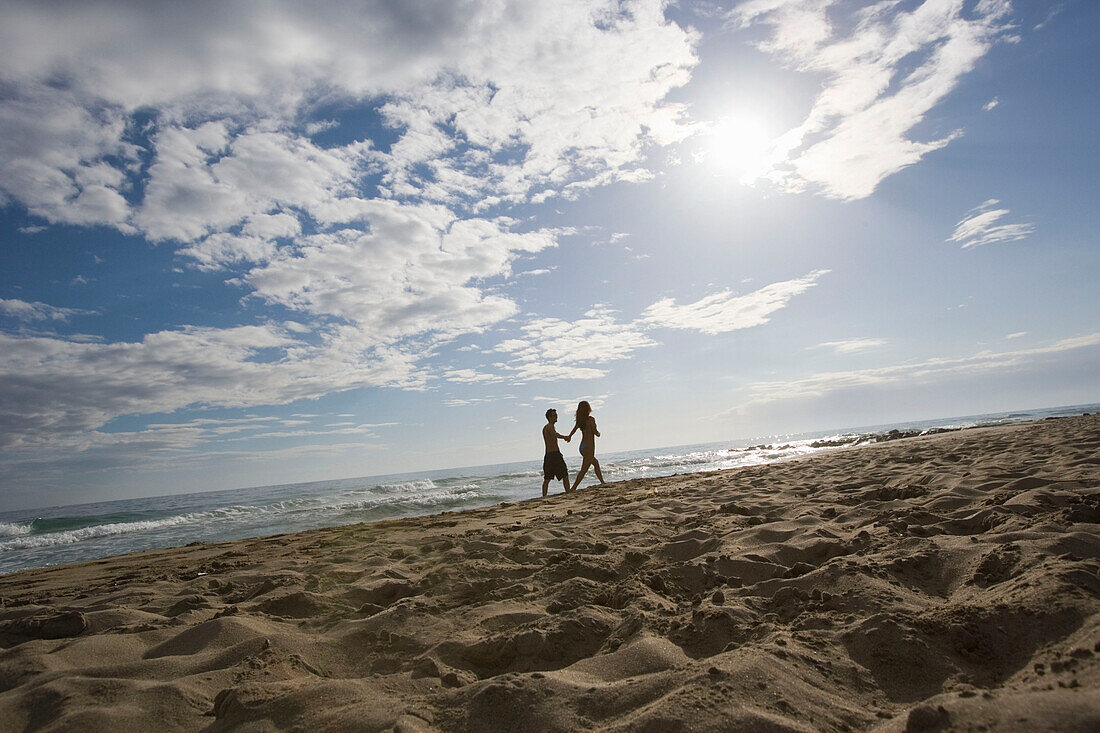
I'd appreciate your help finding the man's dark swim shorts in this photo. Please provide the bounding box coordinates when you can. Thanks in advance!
[543,451,567,481]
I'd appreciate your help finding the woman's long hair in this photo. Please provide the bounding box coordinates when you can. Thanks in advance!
[574,400,591,430]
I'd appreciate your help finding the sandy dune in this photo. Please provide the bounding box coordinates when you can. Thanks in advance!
[1,415,1098,731]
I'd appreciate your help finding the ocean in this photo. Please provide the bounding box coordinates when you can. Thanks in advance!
[1,403,1096,576]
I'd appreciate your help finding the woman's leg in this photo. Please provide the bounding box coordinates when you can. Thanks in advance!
[572,456,592,489]
[592,457,605,484]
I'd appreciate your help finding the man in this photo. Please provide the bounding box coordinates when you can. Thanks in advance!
[541,408,572,497]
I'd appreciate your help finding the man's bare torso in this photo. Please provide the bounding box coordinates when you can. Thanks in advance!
[543,423,562,453]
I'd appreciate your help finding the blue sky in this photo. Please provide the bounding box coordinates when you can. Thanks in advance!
[1,0,1097,510]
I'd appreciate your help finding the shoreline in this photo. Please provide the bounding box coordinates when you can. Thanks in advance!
[2,407,1093,579]
[0,414,1097,730]
[4,414,1085,580]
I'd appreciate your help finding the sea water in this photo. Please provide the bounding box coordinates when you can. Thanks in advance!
[1,403,1095,576]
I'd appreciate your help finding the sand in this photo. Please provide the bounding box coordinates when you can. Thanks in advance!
[0,415,1098,732]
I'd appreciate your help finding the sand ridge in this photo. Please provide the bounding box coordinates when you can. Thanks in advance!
[0,415,1098,731]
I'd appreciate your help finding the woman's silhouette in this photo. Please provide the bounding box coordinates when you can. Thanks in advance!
[567,400,606,489]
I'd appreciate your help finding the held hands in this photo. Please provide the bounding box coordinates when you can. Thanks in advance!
[561,433,571,442]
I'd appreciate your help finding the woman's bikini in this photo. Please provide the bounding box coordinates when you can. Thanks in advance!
[578,417,593,454]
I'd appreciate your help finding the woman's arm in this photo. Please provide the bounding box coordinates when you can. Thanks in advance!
[591,417,600,437]
[567,423,579,439]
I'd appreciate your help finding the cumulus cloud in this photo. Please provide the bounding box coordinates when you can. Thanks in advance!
[134,125,372,246]
[948,199,1034,248]
[642,270,829,334]
[730,0,1015,199]
[0,0,698,236]
[245,211,560,345]
[0,208,560,450]
[0,0,701,455]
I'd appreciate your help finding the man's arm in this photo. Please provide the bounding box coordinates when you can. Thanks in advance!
[558,432,570,441]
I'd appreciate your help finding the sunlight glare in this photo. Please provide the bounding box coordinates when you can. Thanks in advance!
[707,113,774,184]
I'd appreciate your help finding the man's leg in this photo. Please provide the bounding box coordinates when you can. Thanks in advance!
[542,477,550,497]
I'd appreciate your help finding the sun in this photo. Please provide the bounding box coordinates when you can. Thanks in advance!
[706,113,775,183]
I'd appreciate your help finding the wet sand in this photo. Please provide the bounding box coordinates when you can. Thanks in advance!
[1,414,1098,731]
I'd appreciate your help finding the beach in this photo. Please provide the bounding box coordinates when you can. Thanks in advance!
[0,414,1097,731]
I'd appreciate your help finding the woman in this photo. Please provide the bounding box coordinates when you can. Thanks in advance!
[567,400,606,489]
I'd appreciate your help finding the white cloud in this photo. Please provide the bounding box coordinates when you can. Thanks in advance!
[734,332,1100,408]
[442,395,515,407]
[983,97,999,111]
[494,339,531,353]
[731,0,1015,199]
[134,125,372,246]
[245,210,561,345]
[451,270,830,385]
[443,306,657,385]
[0,2,700,450]
[534,395,608,413]
[1033,4,1064,31]
[642,269,829,334]
[0,325,420,451]
[442,368,507,385]
[305,119,339,136]
[1,1,698,236]
[518,307,657,364]
[509,363,611,382]
[811,337,886,354]
[0,209,564,451]
[948,199,1034,248]
[0,417,386,501]
[1005,331,1027,340]
[0,299,93,322]
[377,2,699,206]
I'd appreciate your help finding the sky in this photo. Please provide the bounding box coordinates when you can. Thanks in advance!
[0,0,1097,510]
